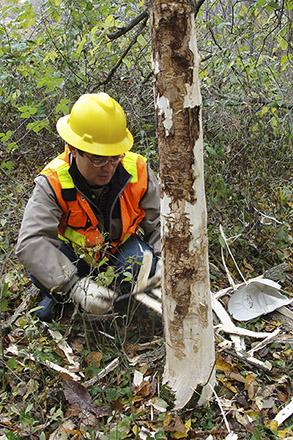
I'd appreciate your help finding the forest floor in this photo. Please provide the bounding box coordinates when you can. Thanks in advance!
[1,274,292,440]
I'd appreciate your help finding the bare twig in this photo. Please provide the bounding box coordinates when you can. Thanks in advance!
[194,0,206,19]
[208,383,232,434]
[107,11,148,40]
[220,225,247,284]
[91,17,148,90]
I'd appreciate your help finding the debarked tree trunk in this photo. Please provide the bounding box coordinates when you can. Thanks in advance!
[150,0,215,409]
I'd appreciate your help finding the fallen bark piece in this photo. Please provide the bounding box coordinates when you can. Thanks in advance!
[212,297,246,353]
[212,297,275,338]
[274,397,293,426]
[225,433,238,440]
[275,306,293,320]
[217,324,276,339]
[248,329,281,356]
[127,346,165,367]
[44,324,81,373]
[6,344,81,381]
[212,298,273,371]
[223,348,272,372]
[83,357,119,388]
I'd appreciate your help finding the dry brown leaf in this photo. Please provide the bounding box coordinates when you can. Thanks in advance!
[59,372,78,381]
[216,356,235,373]
[218,377,238,393]
[123,343,139,357]
[71,337,85,353]
[245,374,257,400]
[132,379,157,403]
[163,413,186,434]
[63,380,109,418]
[277,389,290,403]
[85,351,103,368]
[65,404,81,417]
[48,420,76,440]
[228,372,246,384]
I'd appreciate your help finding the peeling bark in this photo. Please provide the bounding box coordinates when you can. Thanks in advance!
[151,0,215,409]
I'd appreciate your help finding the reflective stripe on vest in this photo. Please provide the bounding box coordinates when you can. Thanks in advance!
[40,147,147,262]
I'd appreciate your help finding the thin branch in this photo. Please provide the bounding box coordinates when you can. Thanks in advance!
[107,10,148,40]
[92,17,148,90]
[42,18,86,83]
[194,0,206,19]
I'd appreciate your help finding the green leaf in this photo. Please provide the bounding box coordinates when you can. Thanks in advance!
[7,357,17,369]
[122,58,132,69]
[3,430,21,440]
[26,119,49,133]
[18,105,38,119]
[137,34,147,46]
[1,160,15,171]
[75,35,87,55]
[205,145,217,156]
[0,298,8,312]
[278,36,288,51]
[36,75,64,92]
[104,14,115,28]
[0,130,13,142]
[54,98,70,115]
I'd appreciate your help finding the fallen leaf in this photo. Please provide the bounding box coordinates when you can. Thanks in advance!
[85,351,103,368]
[228,372,246,384]
[133,379,156,402]
[163,413,186,434]
[23,378,39,400]
[71,337,85,353]
[245,374,257,400]
[172,419,192,439]
[216,356,235,373]
[49,420,76,440]
[63,380,109,418]
[218,377,238,393]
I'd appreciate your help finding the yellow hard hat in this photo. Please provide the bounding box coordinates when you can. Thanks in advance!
[56,92,133,155]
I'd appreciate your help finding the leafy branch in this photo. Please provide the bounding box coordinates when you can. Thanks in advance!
[91,17,148,90]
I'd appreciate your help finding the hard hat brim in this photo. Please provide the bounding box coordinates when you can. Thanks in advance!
[56,115,133,156]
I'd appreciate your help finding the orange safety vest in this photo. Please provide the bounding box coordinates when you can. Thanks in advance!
[40,147,148,262]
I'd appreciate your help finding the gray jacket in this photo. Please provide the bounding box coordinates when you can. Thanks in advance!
[16,157,160,293]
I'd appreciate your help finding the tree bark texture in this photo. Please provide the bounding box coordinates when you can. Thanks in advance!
[150,0,215,409]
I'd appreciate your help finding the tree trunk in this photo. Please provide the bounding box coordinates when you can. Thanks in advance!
[150,0,215,409]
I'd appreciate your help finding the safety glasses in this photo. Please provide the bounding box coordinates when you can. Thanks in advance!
[83,152,125,168]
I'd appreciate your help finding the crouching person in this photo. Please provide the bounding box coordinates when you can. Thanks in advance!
[16,93,161,322]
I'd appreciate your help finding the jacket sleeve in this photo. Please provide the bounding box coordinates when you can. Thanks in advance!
[139,165,161,256]
[15,176,79,293]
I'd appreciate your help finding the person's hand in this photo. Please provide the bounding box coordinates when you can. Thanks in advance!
[70,277,117,315]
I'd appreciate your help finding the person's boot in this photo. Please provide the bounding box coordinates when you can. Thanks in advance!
[34,290,57,322]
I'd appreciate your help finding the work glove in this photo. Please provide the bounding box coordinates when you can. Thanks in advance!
[70,277,117,315]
